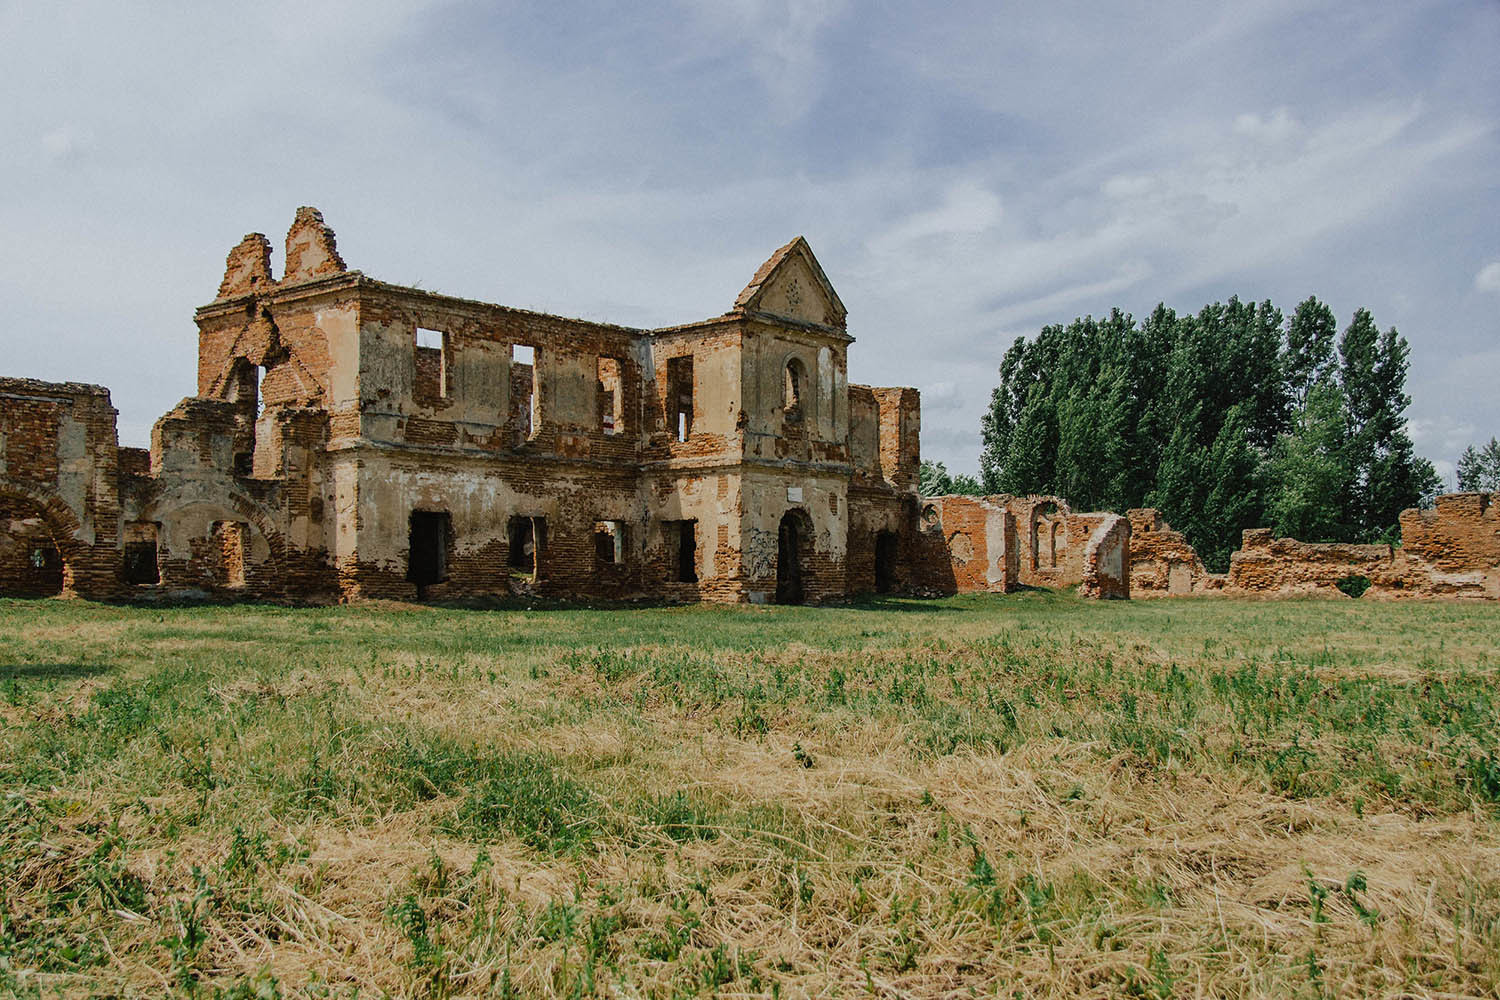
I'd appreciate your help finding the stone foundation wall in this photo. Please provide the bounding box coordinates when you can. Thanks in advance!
[1226,529,1394,597]
[1129,495,1498,601]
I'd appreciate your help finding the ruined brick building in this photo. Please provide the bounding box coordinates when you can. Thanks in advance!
[2,208,1495,605]
[0,208,921,603]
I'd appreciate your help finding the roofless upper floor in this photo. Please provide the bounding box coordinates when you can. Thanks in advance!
[192,208,918,487]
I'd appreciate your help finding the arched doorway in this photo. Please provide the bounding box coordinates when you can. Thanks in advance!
[776,509,813,605]
[0,492,71,597]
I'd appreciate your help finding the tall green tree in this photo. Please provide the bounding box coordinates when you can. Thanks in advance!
[1456,438,1500,491]
[977,295,1439,568]
[1284,296,1338,408]
[1336,310,1439,539]
[1265,381,1351,541]
[920,460,983,497]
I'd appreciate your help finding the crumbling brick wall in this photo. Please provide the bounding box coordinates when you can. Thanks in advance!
[0,378,123,597]
[1225,529,1394,597]
[3,210,924,606]
[1128,494,1498,601]
[1079,514,1131,599]
[1127,509,1222,597]
[911,495,1018,594]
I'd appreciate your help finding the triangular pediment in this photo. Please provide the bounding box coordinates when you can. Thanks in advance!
[733,237,847,329]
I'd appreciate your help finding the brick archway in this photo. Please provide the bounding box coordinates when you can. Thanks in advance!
[0,478,88,597]
[138,485,282,592]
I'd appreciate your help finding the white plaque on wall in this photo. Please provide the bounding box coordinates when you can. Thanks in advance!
[787,486,803,503]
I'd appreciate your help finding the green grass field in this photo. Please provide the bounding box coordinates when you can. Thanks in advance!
[1,592,1498,998]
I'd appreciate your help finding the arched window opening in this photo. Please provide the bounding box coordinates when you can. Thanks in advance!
[783,358,807,422]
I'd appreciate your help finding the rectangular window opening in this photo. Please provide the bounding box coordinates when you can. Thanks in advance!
[597,357,623,436]
[667,355,693,442]
[508,514,544,577]
[594,520,626,566]
[666,519,698,583]
[415,328,447,399]
[512,344,539,440]
[123,522,160,585]
[407,510,450,591]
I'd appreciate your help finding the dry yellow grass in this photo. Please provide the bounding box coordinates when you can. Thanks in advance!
[0,591,1497,998]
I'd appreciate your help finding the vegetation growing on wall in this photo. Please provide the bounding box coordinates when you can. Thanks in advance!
[979,297,1440,570]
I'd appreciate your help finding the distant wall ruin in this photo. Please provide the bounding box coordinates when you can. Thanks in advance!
[916,492,1497,602]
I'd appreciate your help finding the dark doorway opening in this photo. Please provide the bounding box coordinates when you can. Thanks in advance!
[776,510,809,605]
[407,510,450,596]
[667,519,698,583]
[508,515,544,578]
[123,540,159,586]
[874,530,898,594]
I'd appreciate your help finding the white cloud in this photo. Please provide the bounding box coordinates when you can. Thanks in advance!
[1233,107,1301,143]
[1476,261,1500,293]
[678,0,849,113]
[39,126,90,162]
[869,180,1001,251]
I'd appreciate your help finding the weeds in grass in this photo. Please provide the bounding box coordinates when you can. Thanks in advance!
[0,594,1496,995]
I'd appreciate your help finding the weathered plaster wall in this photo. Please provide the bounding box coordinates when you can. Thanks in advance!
[2,209,923,606]
[911,495,1018,594]
[1127,509,1222,597]
[1080,514,1131,599]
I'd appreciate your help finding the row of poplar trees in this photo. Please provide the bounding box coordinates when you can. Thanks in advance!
[978,297,1440,571]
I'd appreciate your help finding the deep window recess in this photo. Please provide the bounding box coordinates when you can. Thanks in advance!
[513,345,540,439]
[508,515,545,576]
[666,519,697,583]
[667,356,693,442]
[407,511,450,592]
[213,521,248,589]
[415,328,447,399]
[598,357,623,435]
[784,357,807,421]
[594,520,626,565]
[123,523,160,586]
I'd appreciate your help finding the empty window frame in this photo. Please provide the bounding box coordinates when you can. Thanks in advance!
[597,357,623,435]
[407,510,450,589]
[123,522,160,585]
[228,360,266,473]
[666,355,693,442]
[507,514,545,576]
[512,344,540,439]
[415,328,448,399]
[213,520,249,589]
[784,357,807,422]
[665,519,698,583]
[594,520,627,566]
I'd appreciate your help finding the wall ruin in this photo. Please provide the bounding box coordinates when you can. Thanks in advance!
[1125,496,1499,601]
[1,212,921,604]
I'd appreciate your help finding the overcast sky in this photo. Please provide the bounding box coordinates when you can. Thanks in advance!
[3,1,1496,483]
